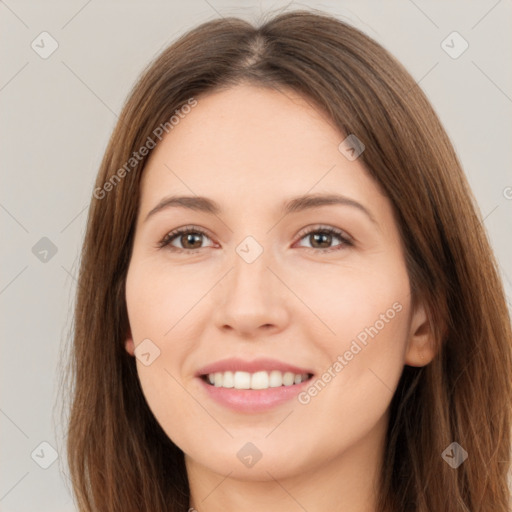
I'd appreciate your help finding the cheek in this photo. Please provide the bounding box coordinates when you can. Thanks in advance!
[287,268,411,464]
[293,259,411,353]
[125,258,205,342]
[296,260,411,409]
[125,261,207,444]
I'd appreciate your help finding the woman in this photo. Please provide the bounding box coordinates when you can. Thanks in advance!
[64,9,512,512]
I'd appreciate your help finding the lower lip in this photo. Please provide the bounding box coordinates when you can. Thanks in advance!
[198,377,313,413]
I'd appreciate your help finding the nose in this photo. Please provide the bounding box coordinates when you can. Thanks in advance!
[212,243,290,338]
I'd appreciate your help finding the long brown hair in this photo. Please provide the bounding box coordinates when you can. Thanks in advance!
[61,9,512,511]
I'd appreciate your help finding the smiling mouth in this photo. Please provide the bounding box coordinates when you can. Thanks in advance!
[201,370,314,390]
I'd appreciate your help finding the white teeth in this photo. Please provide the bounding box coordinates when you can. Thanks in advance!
[222,371,234,388]
[269,370,283,387]
[251,371,269,389]
[205,370,310,390]
[234,371,251,389]
[282,372,295,386]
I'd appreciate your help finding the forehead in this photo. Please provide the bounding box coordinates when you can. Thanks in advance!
[139,84,385,213]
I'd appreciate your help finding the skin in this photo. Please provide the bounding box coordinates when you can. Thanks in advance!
[124,84,435,512]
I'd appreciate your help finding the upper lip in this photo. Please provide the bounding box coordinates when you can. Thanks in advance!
[195,357,314,377]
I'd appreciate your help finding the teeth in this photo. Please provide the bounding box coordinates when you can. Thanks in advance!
[251,371,269,389]
[234,371,251,389]
[205,370,310,390]
[269,370,283,387]
[282,372,295,386]
[222,371,234,388]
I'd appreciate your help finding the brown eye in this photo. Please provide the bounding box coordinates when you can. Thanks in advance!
[158,226,214,252]
[158,225,352,254]
[178,232,204,249]
[296,226,353,252]
[309,232,333,249]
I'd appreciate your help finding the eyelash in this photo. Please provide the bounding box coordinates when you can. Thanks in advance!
[157,225,354,254]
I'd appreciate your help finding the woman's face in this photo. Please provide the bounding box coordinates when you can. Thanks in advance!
[124,84,431,482]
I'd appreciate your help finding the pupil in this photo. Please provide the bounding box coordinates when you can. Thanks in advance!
[312,232,330,248]
[183,233,202,248]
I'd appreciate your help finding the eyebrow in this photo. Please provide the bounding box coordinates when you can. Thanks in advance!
[144,193,377,224]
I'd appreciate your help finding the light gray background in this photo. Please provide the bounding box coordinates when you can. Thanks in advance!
[1,1,511,510]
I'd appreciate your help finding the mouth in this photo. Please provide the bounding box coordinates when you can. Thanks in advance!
[196,360,314,414]
[195,358,316,413]
[200,370,314,390]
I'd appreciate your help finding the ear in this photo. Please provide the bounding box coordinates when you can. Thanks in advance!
[404,301,436,367]
[125,328,135,357]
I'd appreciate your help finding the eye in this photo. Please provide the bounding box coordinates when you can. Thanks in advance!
[294,225,353,253]
[158,224,353,254]
[158,226,214,252]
